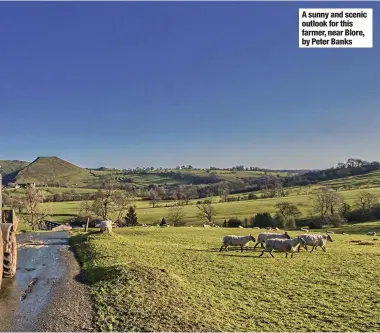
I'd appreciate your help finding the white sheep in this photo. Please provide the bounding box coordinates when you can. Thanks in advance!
[253,232,291,249]
[238,226,244,228]
[220,234,256,253]
[368,231,377,236]
[297,234,333,253]
[99,220,113,234]
[259,236,306,258]
[326,231,334,234]
[300,228,309,232]
[203,224,211,228]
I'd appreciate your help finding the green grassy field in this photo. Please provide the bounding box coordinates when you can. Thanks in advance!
[71,221,380,332]
[321,170,380,190]
[45,186,380,225]
[4,187,98,196]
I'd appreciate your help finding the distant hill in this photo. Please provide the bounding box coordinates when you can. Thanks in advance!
[7,156,96,187]
[0,160,29,176]
[2,156,379,192]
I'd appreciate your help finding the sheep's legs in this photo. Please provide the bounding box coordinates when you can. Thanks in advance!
[321,246,326,252]
[219,245,225,252]
[240,246,243,253]
[269,250,274,258]
[253,242,259,249]
[310,246,316,253]
[297,244,307,252]
[259,250,265,257]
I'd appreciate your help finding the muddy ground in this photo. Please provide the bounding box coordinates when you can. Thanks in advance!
[0,231,95,332]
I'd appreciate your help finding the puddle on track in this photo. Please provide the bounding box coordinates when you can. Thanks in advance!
[0,231,70,331]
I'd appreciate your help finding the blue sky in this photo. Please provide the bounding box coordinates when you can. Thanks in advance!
[0,1,379,169]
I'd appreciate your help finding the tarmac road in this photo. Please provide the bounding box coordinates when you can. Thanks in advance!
[0,231,95,332]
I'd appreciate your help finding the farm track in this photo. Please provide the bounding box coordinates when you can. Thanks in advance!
[0,231,95,332]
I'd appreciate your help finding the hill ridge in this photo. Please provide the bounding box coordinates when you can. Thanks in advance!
[7,156,93,187]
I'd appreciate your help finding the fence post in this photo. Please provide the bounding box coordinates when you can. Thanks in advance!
[85,218,89,232]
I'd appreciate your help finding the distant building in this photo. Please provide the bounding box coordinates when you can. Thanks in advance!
[7,183,20,189]
[17,183,36,189]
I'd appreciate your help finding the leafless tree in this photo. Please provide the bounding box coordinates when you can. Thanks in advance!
[167,205,186,226]
[196,202,215,223]
[275,202,301,219]
[355,191,378,211]
[218,182,230,202]
[113,191,133,223]
[149,189,160,208]
[312,187,343,218]
[20,187,52,231]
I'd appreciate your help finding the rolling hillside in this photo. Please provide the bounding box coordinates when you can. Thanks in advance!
[0,160,29,176]
[8,156,96,187]
[2,155,380,193]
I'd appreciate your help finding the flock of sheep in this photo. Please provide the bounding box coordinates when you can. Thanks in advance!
[220,232,334,258]
[99,220,377,259]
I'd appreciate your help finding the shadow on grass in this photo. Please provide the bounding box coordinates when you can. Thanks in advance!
[217,253,265,259]
[69,230,122,286]
[185,246,263,253]
[322,222,380,235]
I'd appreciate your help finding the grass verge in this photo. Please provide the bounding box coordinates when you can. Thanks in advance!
[70,223,380,332]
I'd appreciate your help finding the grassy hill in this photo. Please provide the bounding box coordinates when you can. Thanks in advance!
[71,222,380,331]
[10,156,96,187]
[0,160,29,176]
[3,156,380,194]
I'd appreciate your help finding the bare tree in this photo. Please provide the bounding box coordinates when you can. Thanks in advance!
[196,202,215,223]
[312,187,343,218]
[355,192,378,212]
[149,189,160,208]
[176,186,186,206]
[218,182,230,202]
[275,202,301,219]
[92,186,117,219]
[113,191,133,223]
[20,187,52,231]
[167,205,186,226]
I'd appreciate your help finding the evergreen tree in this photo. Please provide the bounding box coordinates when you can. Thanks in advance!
[125,206,138,226]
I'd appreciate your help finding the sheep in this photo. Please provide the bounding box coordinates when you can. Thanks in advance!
[252,227,260,230]
[253,232,291,249]
[203,224,211,228]
[220,234,256,253]
[99,220,113,234]
[238,225,244,228]
[259,236,306,258]
[368,232,377,236]
[300,228,309,232]
[297,234,333,253]
[326,231,334,234]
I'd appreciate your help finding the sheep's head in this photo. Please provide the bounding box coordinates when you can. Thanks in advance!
[284,232,291,239]
[297,236,306,244]
[249,234,256,242]
[327,234,333,242]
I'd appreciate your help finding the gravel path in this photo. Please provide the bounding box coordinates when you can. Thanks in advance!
[35,246,95,332]
[0,231,95,332]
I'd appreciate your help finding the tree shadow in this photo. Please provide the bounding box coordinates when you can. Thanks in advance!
[185,246,263,253]
[217,253,265,259]
[45,242,69,246]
